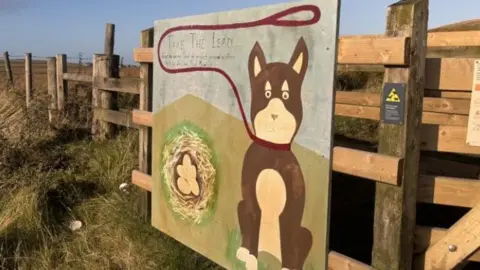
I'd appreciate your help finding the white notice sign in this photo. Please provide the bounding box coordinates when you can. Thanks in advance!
[467,60,480,146]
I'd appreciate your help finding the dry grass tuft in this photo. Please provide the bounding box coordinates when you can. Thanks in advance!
[0,90,54,143]
[0,82,221,269]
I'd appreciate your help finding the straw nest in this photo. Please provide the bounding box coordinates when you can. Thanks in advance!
[161,124,217,224]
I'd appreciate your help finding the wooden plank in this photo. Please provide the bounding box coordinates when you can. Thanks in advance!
[425,58,475,91]
[93,108,137,128]
[132,170,152,192]
[134,36,409,65]
[417,175,480,208]
[138,28,154,222]
[335,92,381,107]
[132,109,153,127]
[427,31,480,47]
[421,125,480,155]
[92,76,141,94]
[422,97,470,115]
[63,73,92,82]
[422,112,467,126]
[372,1,428,270]
[418,203,480,269]
[335,104,379,120]
[421,112,468,126]
[337,36,409,65]
[46,57,57,124]
[333,146,402,185]
[133,48,152,63]
[414,226,480,263]
[337,64,384,73]
[427,46,480,59]
[336,91,470,115]
[328,251,373,270]
[335,104,468,126]
[424,90,471,100]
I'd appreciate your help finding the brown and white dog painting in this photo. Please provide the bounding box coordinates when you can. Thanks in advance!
[236,37,313,270]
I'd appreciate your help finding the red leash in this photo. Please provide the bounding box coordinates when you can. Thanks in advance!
[157,5,321,151]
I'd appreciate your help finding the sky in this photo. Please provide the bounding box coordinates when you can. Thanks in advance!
[1,0,479,64]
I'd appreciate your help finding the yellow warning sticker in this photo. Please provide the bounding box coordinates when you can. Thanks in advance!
[386,88,401,102]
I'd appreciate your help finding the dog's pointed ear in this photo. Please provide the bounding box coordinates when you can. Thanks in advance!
[289,37,309,80]
[249,41,267,79]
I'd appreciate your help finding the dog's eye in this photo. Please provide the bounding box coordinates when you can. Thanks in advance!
[282,91,289,100]
[265,90,272,98]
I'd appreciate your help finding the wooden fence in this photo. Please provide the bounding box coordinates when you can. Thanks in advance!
[129,1,480,270]
[22,0,480,269]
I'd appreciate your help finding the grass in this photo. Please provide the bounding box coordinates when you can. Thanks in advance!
[0,73,222,269]
[0,131,221,269]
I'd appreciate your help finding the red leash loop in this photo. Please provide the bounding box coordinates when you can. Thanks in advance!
[157,5,321,151]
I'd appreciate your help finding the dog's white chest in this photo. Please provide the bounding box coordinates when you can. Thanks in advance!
[255,168,287,260]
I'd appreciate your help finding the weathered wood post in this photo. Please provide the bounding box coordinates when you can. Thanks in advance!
[137,27,154,221]
[91,54,119,139]
[105,23,115,56]
[47,57,58,124]
[24,53,33,107]
[91,23,119,139]
[3,51,13,88]
[371,1,428,270]
[56,54,68,115]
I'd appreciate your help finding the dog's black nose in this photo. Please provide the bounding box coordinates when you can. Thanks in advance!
[271,114,278,120]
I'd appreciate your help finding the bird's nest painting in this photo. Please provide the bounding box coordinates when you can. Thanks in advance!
[160,121,218,224]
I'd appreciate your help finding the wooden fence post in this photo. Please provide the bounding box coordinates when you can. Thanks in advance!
[105,23,115,56]
[47,57,57,124]
[91,54,119,139]
[25,53,33,107]
[138,28,154,221]
[56,54,67,114]
[3,51,13,88]
[371,1,428,270]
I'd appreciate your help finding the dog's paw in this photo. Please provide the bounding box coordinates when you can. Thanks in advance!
[245,254,258,270]
[236,247,250,262]
[236,248,257,270]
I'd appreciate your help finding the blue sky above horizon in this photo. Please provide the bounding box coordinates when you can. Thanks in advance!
[1,0,479,64]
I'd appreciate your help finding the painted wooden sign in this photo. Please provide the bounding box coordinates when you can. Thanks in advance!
[151,0,339,269]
